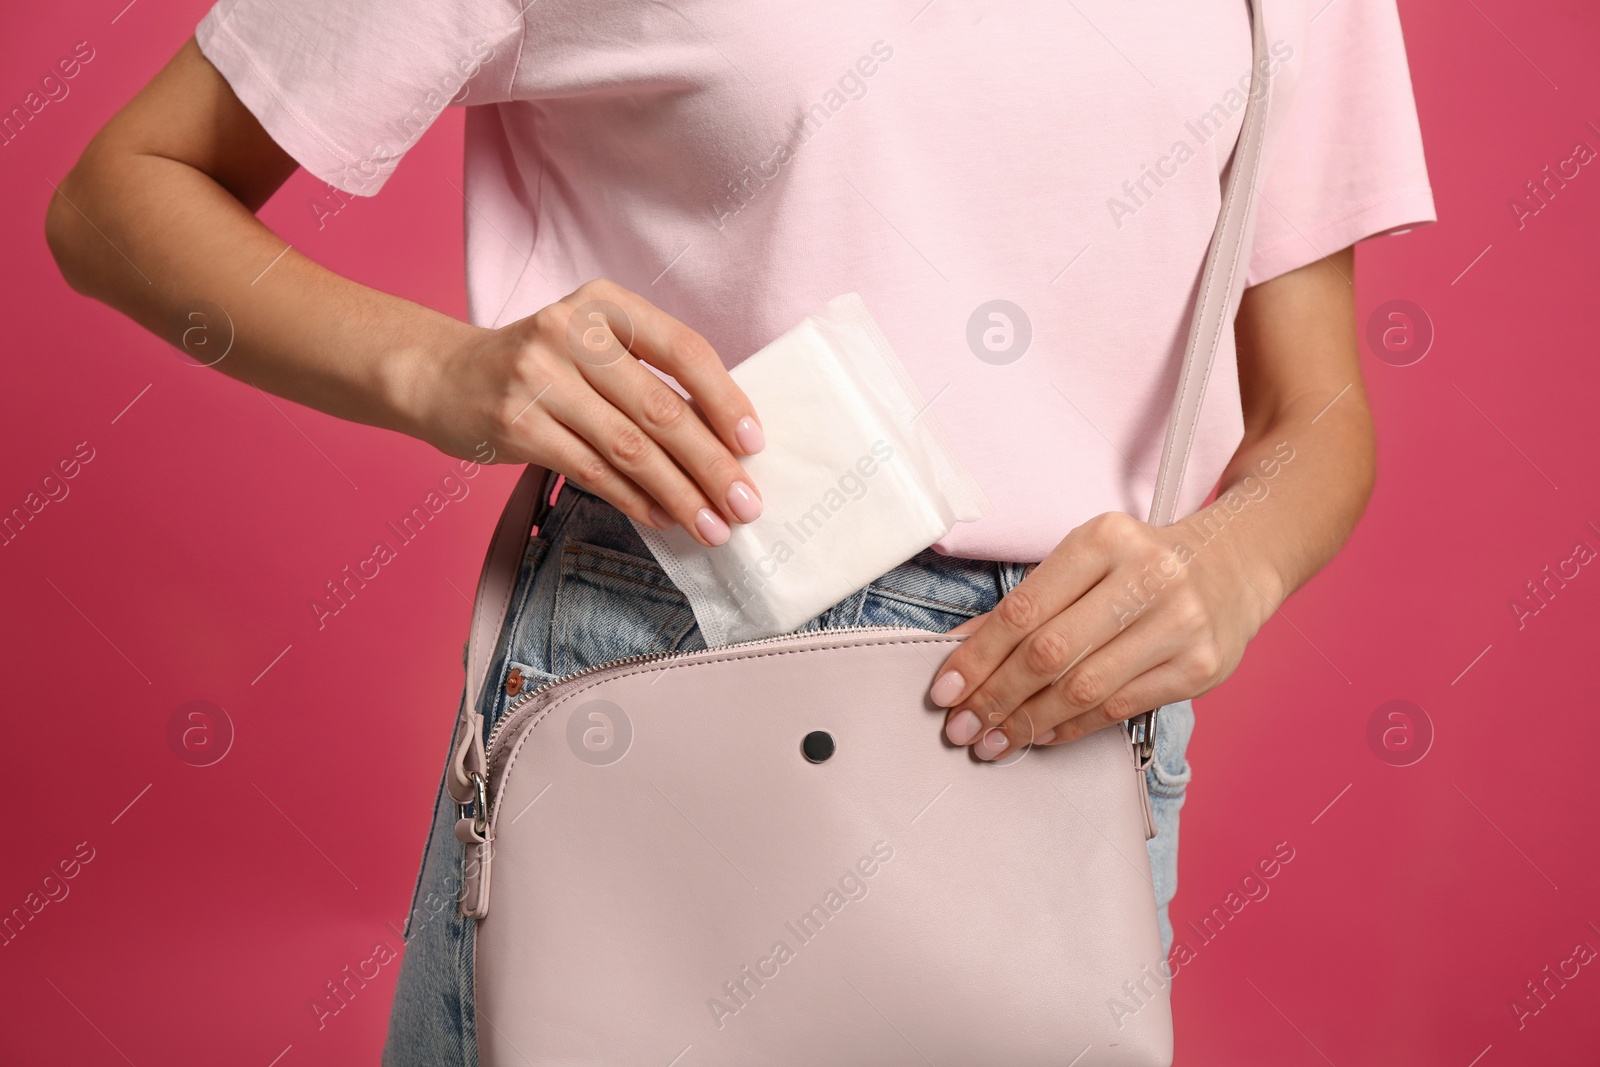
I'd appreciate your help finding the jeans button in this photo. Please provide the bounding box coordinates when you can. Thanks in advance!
[504,667,524,696]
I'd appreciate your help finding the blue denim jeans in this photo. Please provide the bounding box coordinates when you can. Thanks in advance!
[382,483,1194,1065]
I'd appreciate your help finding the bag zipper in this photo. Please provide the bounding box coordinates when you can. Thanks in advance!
[476,624,1154,822]
[480,626,922,806]
[456,623,1156,917]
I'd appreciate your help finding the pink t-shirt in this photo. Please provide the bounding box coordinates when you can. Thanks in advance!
[197,0,1435,562]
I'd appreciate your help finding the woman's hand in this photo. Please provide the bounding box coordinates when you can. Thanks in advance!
[404,278,766,548]
[931,245,1376,759]
[929,510,1283,760]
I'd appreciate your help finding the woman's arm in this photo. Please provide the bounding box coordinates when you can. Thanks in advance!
[929,247,1373,757]
[46,39,765,547]
[1219,247,1373,603]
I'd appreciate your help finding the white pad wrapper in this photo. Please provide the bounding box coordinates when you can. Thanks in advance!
[633,293,991,647]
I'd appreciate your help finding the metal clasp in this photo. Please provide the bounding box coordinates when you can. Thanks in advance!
[457,771,489,837]
[1127,709,1159,768]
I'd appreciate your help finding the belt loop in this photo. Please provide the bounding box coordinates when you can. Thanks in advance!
[998,561,1031,597]
[1005,562,1037,594]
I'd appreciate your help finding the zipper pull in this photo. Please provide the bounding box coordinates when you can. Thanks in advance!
[457,784,493,919]
[1127,709,1158,769]
[449,710,492,918]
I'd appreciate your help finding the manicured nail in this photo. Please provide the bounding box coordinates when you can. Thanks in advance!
[945,710,980,746]
[1035,728,1056,745]
[735,416,765,455]
[726,481,763,523]
[694,507,730,546]
[929,671,965,707]
[978,728,1009,760]
[647,505,674,530]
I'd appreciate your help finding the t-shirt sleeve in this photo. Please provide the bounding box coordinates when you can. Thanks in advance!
[1246,0,1436,284]
[195,0,523,196]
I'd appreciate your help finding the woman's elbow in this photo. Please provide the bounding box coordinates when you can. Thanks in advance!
[44,161,99,296]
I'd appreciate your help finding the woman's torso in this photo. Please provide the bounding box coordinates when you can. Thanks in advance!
[453,0,1257,561]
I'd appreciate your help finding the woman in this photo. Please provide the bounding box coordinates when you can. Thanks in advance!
[46,0,1433,1060]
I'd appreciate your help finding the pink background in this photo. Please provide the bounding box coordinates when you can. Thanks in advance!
[3,1,1598,1064]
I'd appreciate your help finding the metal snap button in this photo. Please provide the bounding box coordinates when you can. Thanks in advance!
[504,667,524,696]
[802,731,835,763]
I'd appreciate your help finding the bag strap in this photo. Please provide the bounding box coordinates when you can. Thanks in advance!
[1147,0,1271,526]
[447,462,552,805]
[1132,0,1271,757]
[446,0,1272,804]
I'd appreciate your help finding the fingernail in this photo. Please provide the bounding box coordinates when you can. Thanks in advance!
[1035,728,1056,745]
[694,507,730,546]
[735,417,765,455]
[978,728,1010,760]
[930,671,965,707]
[945,710,980,746]
[726,481,763,523]
[647,505,674,530]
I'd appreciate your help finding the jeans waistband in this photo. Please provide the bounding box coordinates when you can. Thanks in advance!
[543,476,1033,611]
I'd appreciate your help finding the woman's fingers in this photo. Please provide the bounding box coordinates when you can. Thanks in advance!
[1030,661,1195,748]
[564,279,766,460]
[929,518,1119,710]
[972,621,1187,759]
[935,510,1235,755]
[521,416,661,529]
[534,361,735,547]
[948,589,1117,738]
[573,328,763,532]
[533,280,763,544]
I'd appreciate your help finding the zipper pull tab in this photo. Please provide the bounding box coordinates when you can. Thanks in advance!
[1127,709,1158,769]
[456,771,492,919]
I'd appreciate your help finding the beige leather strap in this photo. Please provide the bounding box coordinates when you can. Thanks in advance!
[448,0,1272,798]
[1147,0,1272,528]
[447,464,552,805]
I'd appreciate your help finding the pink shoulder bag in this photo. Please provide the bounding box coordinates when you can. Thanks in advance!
[444,5,1270,1062]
